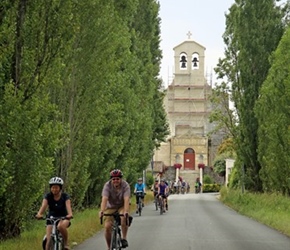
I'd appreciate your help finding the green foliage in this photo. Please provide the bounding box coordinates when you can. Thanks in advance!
[0,0,168,239]
[255,26,290,195]
[203,184,221,193]
[145,172,154,189]
[203,174,214,184]
[216,0,287,191]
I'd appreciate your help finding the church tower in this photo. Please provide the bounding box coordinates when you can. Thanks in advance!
[153,33,212,181]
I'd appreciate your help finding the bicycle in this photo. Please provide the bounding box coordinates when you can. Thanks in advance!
[41,216,70,250]
[101,211,131,250]
[135,191,145,216]
[158,195,165,215]
[153,192,159,211]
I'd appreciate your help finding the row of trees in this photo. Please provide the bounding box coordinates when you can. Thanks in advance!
[211,0,290,194]
[0,0,169,239]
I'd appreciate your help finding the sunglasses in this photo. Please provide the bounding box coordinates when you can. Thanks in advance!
[112,178,121,181]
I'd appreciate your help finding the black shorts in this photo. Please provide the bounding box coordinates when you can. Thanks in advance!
[46,217,71,227]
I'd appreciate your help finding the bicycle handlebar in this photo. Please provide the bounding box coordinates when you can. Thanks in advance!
[37,216,73,222]
[100,212,128,225]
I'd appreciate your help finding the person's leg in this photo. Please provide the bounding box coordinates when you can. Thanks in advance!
[103,208,115,249]
[45,225,52,250]
[58,219,70,249]
[135,195,139,213]
[119,208,129,247]
[104,220,113,249]
[141,194,145,207]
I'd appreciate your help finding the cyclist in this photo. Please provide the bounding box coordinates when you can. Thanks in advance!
[133,177,146,214]
[158,179,169,212]
[99,169,130,249]
[195,178,202,193]
[36,177,73,250]
[151,179,159,196]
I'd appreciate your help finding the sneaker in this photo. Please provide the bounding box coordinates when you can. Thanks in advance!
[121,239,129,248]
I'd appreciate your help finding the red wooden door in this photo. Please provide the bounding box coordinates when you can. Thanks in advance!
[184,153,195,170]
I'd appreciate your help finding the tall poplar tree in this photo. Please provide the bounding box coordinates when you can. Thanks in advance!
[255,26,290,195]
[216,0,287,191]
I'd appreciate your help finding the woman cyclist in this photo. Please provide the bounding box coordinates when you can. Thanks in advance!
[36,177,73,250]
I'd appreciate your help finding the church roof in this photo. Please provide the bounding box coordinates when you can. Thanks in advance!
[173,40,206,50]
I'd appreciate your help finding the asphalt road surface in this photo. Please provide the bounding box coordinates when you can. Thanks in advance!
[73,193,290,250]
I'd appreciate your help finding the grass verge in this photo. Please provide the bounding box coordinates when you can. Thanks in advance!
[0,193,154,250]
[220,187,290,236]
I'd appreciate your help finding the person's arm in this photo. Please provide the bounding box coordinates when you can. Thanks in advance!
[123,196,130,214]
[143,184,146,193]
[99,196,108,218]
[36,199,48,218]
[65,199,73,218]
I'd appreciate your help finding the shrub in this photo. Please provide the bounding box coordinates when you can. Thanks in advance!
[203,184,221,192]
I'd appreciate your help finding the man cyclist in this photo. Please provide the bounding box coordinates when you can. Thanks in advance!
[133,177,146,214]
[36,177,73,250]
[99,169,130,249]
[158,179,169,212]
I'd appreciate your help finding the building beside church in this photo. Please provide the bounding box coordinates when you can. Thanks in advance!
[153,34,224,183]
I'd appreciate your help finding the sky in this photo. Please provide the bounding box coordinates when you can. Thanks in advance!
[158,0,235,87]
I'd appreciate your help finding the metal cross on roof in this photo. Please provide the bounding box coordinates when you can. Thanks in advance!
[186,31,192,39]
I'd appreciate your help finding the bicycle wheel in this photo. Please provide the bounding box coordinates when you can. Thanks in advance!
[42,235,47,250]
[48,236,57,250]
[110,228,116,250]
[159,198,163,215]
[154,196,158,210]
[116,228,122,250]
[138,197,142,216]
[58,235,64,250]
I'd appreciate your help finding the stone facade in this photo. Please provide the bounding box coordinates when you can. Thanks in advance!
[153,36,214,173]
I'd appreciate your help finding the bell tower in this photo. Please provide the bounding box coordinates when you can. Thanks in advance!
[154,32,212,175]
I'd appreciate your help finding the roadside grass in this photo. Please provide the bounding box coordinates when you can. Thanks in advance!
[0,192,154,250]
[220,187,290,236]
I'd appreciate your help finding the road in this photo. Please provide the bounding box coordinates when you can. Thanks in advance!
[73,193,290,250]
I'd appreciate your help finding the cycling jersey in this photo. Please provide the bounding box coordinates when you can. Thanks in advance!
[159,184,168,195]
[134,183,145,192]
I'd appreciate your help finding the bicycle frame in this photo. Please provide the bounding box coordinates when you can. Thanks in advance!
[101,212,126,250]
[136,191,143,216]
[159,196,164,215]
[44,217,65,250]
[154,192,158,210]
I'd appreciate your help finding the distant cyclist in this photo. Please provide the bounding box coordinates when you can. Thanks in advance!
[134,177,146,213]
[36,177,73,250]
[151,179,159,196]
[158,179,169,212]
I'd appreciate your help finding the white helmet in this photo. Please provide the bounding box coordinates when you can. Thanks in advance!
[49,177,64,186]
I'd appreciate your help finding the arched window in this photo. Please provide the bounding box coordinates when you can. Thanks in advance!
[179,52,187,70]
[192,52,199,69]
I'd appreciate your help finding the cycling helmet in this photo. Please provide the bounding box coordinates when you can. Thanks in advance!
[49,177,64,186]
[138,177,143,181]
[160,179,165,182]
[110,169,123,178]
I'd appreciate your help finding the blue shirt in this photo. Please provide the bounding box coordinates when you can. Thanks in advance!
[134,183,145,192]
